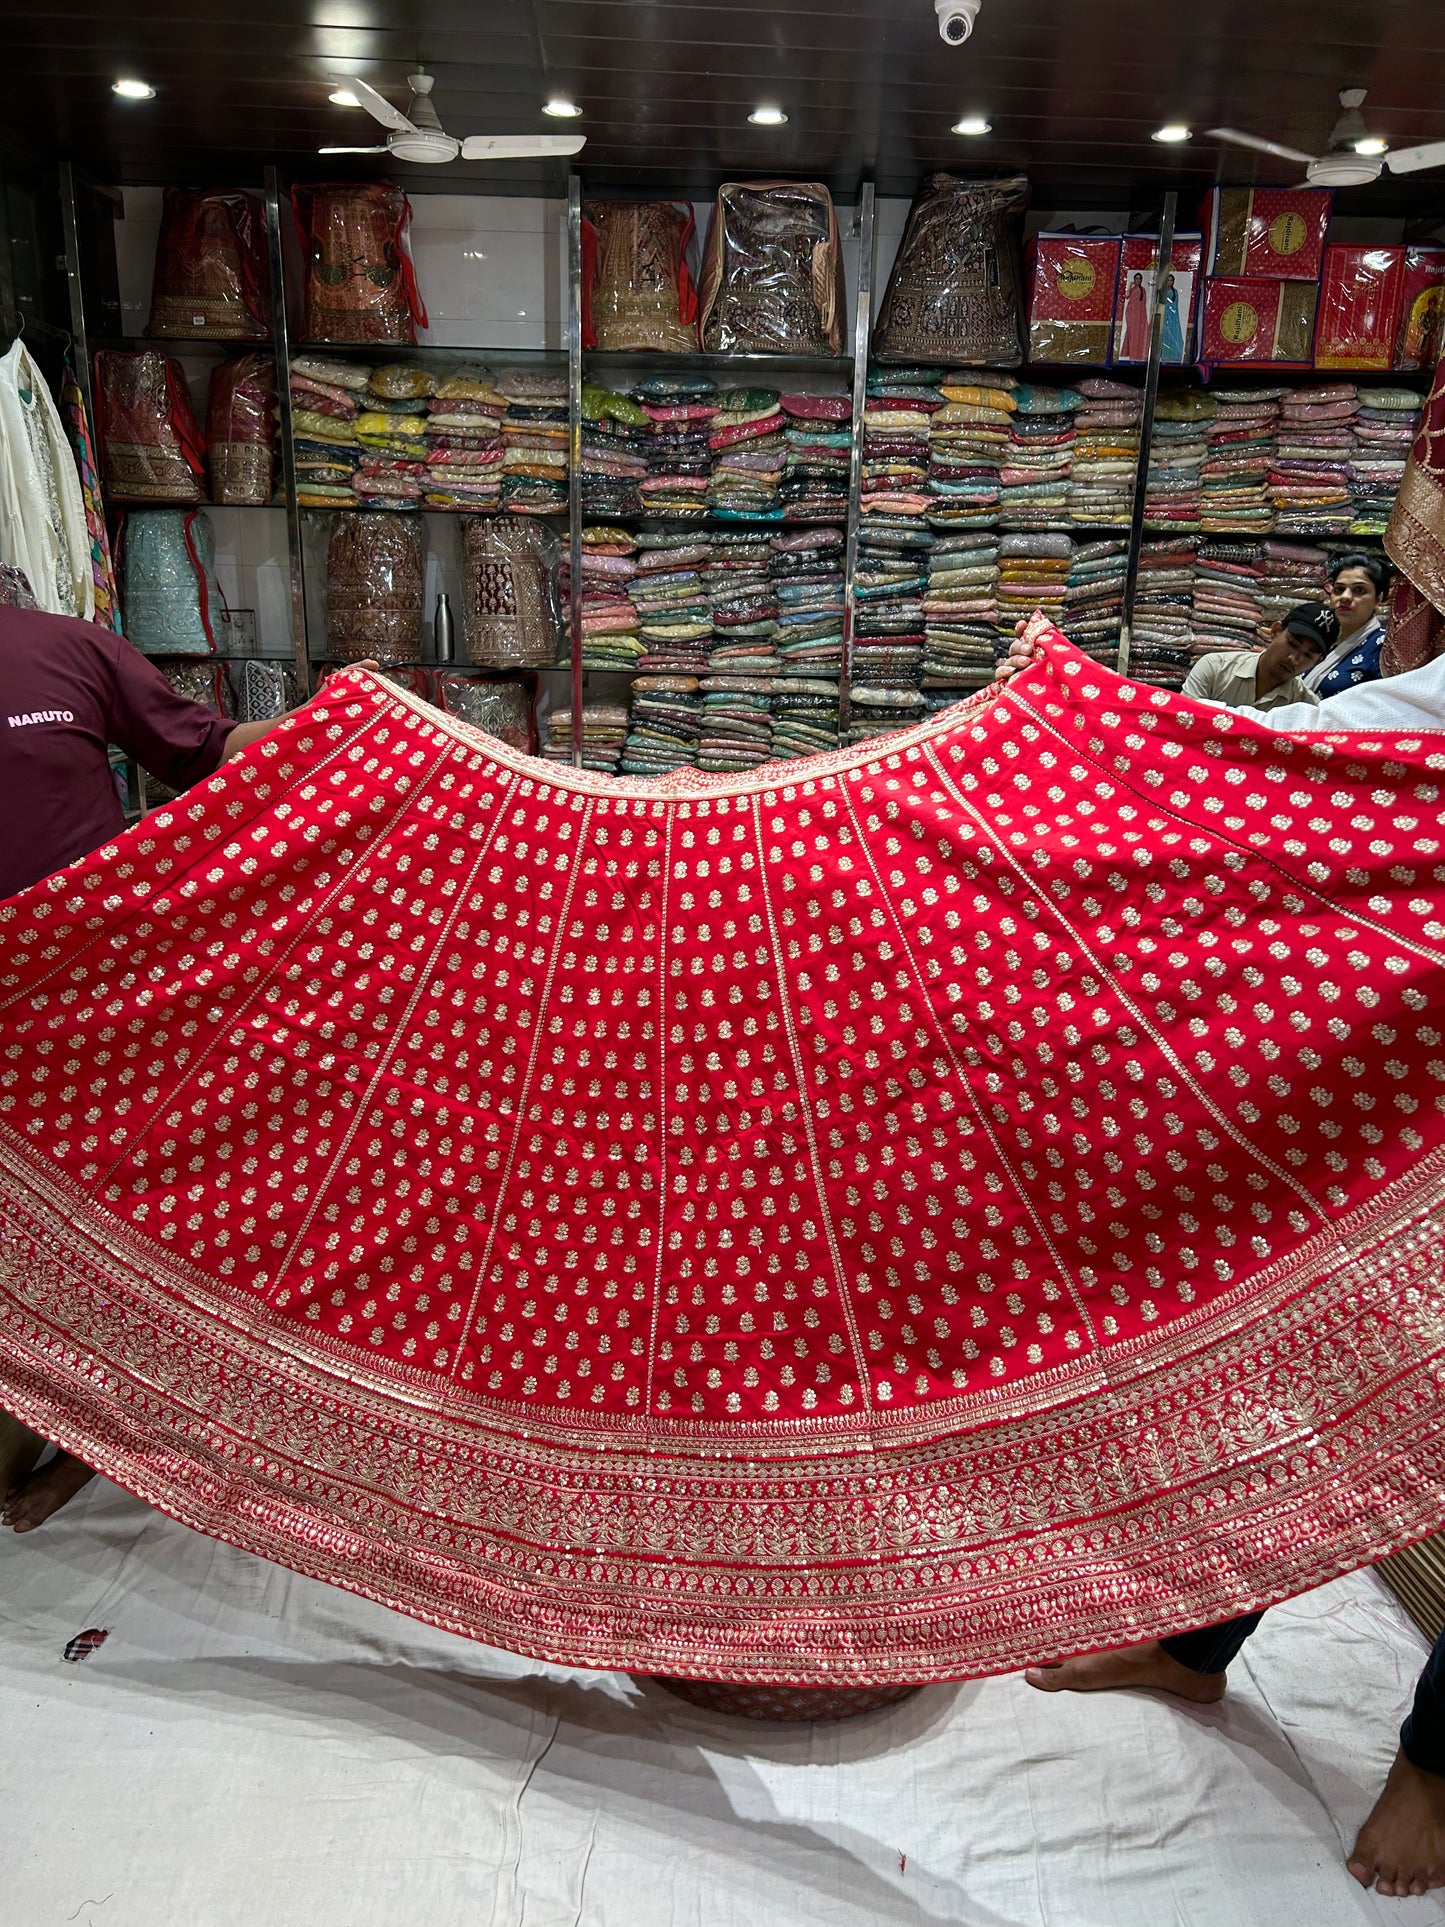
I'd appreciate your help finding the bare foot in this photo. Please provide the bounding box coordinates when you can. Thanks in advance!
[1348,1749,1445,1897]
[1024,1639,1227,1703]
[1,1451,96,1531]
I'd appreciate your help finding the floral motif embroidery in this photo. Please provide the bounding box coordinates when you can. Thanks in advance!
[2,628,1445,1682]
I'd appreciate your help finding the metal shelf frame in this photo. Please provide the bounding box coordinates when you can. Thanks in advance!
[566,182,876,767]
[60,165,1200,763]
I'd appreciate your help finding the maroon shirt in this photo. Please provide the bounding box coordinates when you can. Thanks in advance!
[0,608,235,899]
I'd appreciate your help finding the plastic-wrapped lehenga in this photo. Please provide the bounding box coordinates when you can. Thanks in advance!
[3,622,1445,1685]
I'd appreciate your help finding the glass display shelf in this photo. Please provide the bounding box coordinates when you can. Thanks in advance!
[91,334,275,352]
[576,512,845,529]
[290,341,566,363]
[106,499,284,512]
[587,351,851,380]
[308,655,547,672]
[291,503,567,517]
[141,649,294,663]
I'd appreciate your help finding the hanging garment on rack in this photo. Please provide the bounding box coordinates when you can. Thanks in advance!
[1385,354,1445,673]
[119,508,222,654]
[0,337,92,620]
[873,175,1029,367]
[146,187,272,341]
[698,182,844,355]
[93,350,206,504]
[5,630,1445,1682]
[59,360,121,631]
[292,184,428,346]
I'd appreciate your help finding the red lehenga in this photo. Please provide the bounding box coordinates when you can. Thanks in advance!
[3,627,1445,1684]
[1386,354,1445,673]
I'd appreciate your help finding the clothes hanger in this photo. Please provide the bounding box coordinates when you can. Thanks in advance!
[2,307,74,350]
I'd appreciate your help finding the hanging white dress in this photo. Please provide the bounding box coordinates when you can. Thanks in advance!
[0,337,92,620]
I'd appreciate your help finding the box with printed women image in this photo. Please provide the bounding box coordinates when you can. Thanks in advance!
[1112,234,1201,364]
[1026,233,1121,364]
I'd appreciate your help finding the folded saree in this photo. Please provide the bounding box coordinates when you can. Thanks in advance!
[4,627,1445,1683]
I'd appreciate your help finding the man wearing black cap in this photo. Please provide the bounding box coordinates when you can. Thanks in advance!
[1180,601,1340,713]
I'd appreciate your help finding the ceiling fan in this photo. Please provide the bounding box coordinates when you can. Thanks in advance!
[321,73,586,164]
[1209,89,1445,187]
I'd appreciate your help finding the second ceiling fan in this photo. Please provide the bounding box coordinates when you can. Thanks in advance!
[322,73,585,165]
[1210,89,1445,187]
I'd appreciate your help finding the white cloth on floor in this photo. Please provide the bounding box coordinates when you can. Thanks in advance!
[2,1480,1442,1926]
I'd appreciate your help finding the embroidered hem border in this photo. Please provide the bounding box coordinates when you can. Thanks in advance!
[4,639,1445,1682]
[2,1137,1445,1682]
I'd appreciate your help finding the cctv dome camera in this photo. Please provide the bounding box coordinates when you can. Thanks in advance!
[936,0,982,44]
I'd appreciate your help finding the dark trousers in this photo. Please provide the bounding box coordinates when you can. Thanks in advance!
[1162,1614,1445,1776]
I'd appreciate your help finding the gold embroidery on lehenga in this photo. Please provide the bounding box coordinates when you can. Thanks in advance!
[4,645,1445,1681]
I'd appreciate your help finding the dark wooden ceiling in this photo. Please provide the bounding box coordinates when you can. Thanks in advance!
[7,0,1445,214]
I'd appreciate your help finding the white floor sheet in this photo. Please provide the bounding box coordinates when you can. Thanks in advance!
[3,1478,1444,1926]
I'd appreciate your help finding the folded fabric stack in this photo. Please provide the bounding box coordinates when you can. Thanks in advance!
[542,703,628,774]
[782,393,852,522]
[621,533,712,774]
[1269,383,1359,540]
[1200,387,1282,536]
[289,354,366,506]
[1256,538,1329,625]
[579,383,650,519]
[620,673,702,774]
[708,388,786,520]
[921,531,1001,711]
[558,525,643,674]
[849,512,932,744]
[423,369,507,511]
[499,371,569,514]
[1130,536,1199,683]
[771,676,841,759]
[927,370,1013,532]
[350,366,433,508]
[864,369,938,533]
[1146,388,1215,533]
[1070,378,1139,529]
[638,375,717,521]
[1348,387,1423,536]
[1189,541,1266,656]
[629,534,714,673]
[1059,538,1128,665]
[774,527,843,709]
[699,531,778,772]
[996,382,1074,533]
[995,533,1072,640]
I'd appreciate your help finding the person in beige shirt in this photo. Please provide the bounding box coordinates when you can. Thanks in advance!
[1180,600,1340,712]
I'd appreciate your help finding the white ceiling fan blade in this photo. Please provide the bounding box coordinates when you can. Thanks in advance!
[1385,140,1445,175]
[318,146,391,155]
[1207,127,1319,166]
[459,134,587,159]
[332,75,417,134]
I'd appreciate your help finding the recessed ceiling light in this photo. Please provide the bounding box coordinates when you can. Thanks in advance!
[1355,136,1388,156]
[544,97,582,119]
[112,78,156,101]
[748,105,788,126]
[952,115,992,136]
[328,88,359,107]
[1152,123,1192,144]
